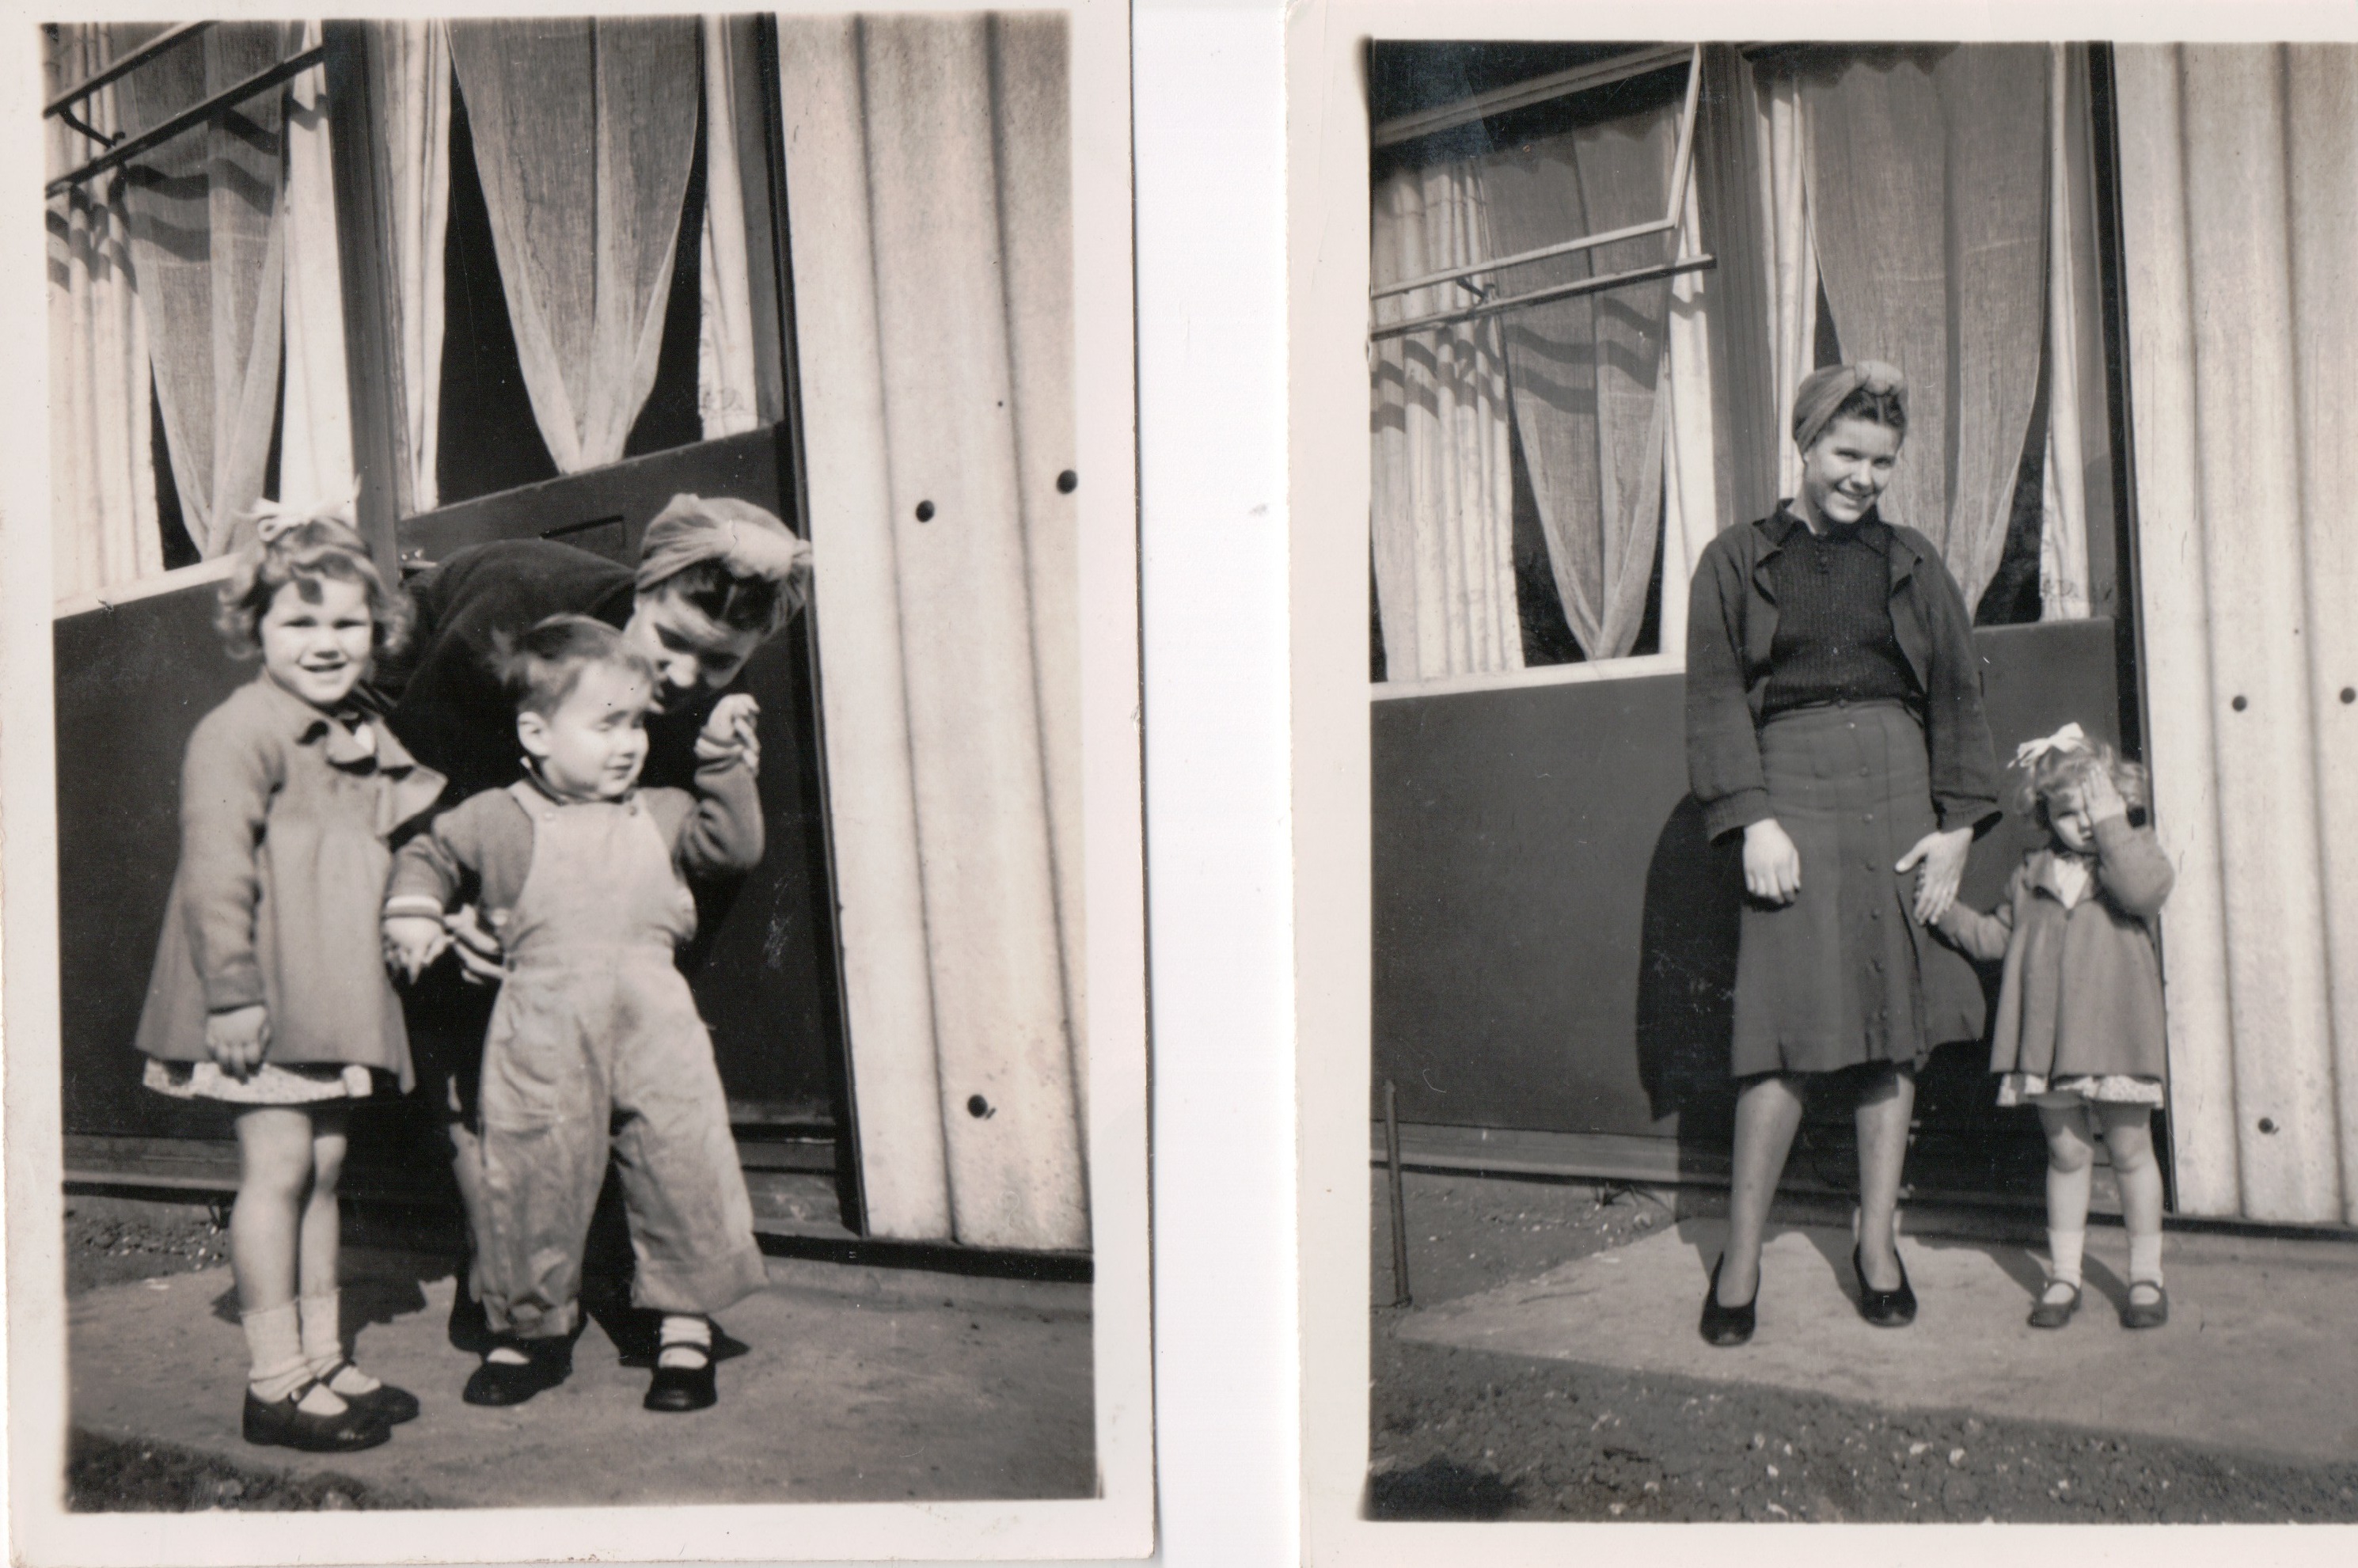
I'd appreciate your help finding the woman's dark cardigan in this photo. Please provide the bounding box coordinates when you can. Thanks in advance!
[1685,508,2002,842]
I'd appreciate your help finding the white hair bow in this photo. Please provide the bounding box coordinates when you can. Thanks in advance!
[2012,722,2089,772]
[249,482,363,546]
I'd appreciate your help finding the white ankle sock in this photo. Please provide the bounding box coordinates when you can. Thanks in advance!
[2128,1232,2164,1286]
[485,1342,533,1366]
[243,1302,313,1404]
[657,1315,712,1370]
[2047,1227,2086,1288]
[298,1289,378,1394]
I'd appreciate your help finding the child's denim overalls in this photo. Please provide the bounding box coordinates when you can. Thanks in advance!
[476,781,768,1338]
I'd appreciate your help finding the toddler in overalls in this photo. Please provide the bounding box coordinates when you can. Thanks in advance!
[383,614,769,1411]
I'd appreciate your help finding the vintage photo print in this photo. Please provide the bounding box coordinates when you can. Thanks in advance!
[1292,0,2358,1559]
[4,2,1150,1560]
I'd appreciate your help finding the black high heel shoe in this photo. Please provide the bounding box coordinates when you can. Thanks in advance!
[1853,1242,1916,1327]
[1699,1255,1757,1346]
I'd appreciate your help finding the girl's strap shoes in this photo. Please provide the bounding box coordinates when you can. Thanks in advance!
[319,1359,420,1424]
[463,1338,573,1407]
[2027,1281,2081,1329]
[1853,1243,1917,1327]
[243,1380,390,1452]
[644,1346,719,1412]
[2121,1280,2170,1330]
[1698,1255,1757,1347]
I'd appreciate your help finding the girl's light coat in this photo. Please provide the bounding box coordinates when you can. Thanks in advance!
[1937,813,2176,1083]
[135,676,446,1087]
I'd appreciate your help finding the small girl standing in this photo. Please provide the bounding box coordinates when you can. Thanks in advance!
[1936,723,2175,1331]
[135,510,447,1451]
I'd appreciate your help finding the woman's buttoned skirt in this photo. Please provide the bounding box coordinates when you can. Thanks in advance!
[1732,700,1941,1080]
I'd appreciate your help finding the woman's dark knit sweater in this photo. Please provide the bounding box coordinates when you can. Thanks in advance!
[1760,519,1917,717]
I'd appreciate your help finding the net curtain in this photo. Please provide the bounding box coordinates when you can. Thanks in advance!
[778,13,1088,1251]
[1483,104,1677,663]
[446,18,699,476]
[46,25,159,600]
[1369,158,1521,682]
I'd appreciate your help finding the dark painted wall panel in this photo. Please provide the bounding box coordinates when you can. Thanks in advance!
[1372,618,2123,1141]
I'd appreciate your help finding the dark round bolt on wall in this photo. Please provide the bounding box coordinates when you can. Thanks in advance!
[1057,469,1078,494]
[2231,695,2249,712]
[966,1094,992,1118]
[2342,687,2356,704]
[2258,1117,2278,1133]
[915,499,936,522]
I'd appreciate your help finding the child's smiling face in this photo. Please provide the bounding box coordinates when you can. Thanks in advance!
[2045,784,2098,855]
[519,658,653,800]
[259,574,373,711]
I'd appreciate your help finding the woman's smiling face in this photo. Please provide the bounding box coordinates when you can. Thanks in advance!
[1798,414,1904,527]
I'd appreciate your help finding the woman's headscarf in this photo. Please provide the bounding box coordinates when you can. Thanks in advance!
[1791,360,1908,452]
[634,493,813,630]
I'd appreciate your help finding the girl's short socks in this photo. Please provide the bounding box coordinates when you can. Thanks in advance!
[2128,1232,2165,1286]
[2047,1227,2086,1289]
[244,1301,312,1403]
[300,1289,381,1395]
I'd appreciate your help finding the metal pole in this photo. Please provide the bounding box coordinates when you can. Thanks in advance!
[1384,1080,1411,1308]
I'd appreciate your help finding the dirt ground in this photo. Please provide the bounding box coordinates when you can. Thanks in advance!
[1369,1170,2358,1523]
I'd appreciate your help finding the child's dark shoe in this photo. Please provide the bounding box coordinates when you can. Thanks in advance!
[644,1348,718,1413]
[319,1359,421,1424]
[463,1338,572,1407]
[244,1381,390,1452]
[446,1278,495,1356]
[2026,1281,2080,1329]
[2121,1281,2169,1329]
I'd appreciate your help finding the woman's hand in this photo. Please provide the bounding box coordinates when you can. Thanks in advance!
[444,905,507,987]
[1743,818,1803,905]
[1897,826,1974,924]
[204,1004,270,1080]
[696,693,761,776]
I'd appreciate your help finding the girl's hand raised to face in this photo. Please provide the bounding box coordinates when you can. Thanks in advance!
[2080,764,2128,824]
[204,1004,271,1080]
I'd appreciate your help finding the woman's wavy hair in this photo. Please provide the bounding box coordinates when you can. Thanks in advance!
[2014,735,2151,827]
[215,514,410,663]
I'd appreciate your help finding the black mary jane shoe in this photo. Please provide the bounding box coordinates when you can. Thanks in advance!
[2026,1282,2082,1330]
[462,1338,573,1407]
[318,1359,421,1424]
[1853,1242,1917,1328]
[243,1380,391,1453]
[1699,1255,1757,1347]
[644,1348,719,1413]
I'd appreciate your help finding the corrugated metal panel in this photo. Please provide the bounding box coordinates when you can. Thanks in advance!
[2116,45,2358,1224]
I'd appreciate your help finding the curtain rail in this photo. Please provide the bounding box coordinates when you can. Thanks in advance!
[47,44,323,197]
[1371,46,1703,303]
[1371,42,1693,149]
[43,22,213,118]
[1369,253,1716,343]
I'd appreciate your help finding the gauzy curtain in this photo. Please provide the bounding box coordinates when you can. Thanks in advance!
[47,25,160,599]
[1802,45,2049,610]
[366,20,450,516]
[446,18,698,474]
[697,15,783,440]
[2114,44,2358,1224]
[278,25,354,514]
[1483,104,1678,661]
[778,12,1088,1251]
[2039,42,2109,621]
[1369,158,1520,681]
[114,21,296,559]
[1755,61,1821,514]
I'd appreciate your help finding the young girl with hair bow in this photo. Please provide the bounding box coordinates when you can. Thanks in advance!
[135,501,446,1451]
[1935,723,2176,1331]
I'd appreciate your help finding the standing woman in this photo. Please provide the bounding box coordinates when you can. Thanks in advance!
[1684,362,2000,1344]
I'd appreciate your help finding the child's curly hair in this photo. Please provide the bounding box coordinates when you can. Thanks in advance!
[2014,734,2151,826]
[215,511,410,663]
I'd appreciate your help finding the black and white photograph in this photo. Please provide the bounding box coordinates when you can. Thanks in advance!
[4,4,1149,1560]
[1290,2,2358,1553]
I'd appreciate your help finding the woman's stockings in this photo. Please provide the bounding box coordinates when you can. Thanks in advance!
[1853,1068,1915,1291]
[1721,1074,1806,1306]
